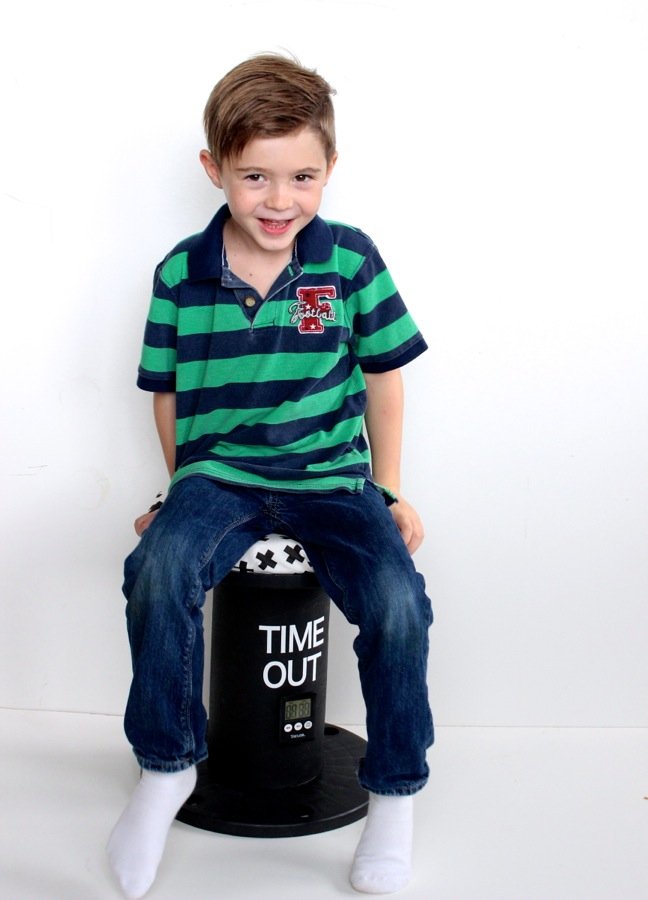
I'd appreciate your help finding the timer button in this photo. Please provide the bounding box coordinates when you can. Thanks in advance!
[284,724,293,733]
[294,722,303,731]
[304,720,313,730]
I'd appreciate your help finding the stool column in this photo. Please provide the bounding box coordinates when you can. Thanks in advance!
[208,572,329,790]
[176,536,368,838]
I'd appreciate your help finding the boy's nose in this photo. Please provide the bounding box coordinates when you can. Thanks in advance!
[267,183,292,211]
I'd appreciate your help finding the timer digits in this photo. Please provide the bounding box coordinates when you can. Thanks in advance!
[284,698,312,721]
[280,693,316,742]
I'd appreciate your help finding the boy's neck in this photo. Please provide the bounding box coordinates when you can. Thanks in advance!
[223,219,295,299]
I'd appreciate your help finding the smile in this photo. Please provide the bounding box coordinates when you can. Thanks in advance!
[259,218,293,235]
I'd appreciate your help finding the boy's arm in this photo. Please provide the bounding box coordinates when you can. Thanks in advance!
[364,370,424,554]
[134,391,176,536]
[153,391,177,478]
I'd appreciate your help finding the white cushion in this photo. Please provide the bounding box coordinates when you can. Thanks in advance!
[231,533,314,574]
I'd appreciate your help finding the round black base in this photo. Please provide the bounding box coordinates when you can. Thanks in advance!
[176,725,368,838]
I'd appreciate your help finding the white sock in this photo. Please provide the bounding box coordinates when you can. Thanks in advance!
[107,766,197,900]
[350,793,414,894]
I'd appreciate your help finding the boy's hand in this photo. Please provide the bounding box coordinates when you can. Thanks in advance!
[134,492,165,536]
[390,494,424,554]
[134,509,159,536]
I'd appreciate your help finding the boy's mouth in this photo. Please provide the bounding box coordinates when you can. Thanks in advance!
[259,218,293,235]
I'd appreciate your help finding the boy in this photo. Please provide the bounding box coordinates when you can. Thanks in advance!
[108,53,433,898]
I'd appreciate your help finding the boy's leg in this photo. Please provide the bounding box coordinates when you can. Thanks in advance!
[279,483,433,893]
[109,477,273,898]
[121,477,272,771]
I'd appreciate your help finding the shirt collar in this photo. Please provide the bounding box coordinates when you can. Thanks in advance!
[187,204,334,282]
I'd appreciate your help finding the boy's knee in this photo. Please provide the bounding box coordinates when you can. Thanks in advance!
[123,535,181,602]
[362,569,432,644]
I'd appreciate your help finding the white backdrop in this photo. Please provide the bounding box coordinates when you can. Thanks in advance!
[1,0,647,728]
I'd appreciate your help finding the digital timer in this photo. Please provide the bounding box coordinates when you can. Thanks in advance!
[284,698,312,721]
[280,693,316,743]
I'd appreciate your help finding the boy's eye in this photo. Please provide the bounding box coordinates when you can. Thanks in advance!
[245,173,265,183]
[295,173,312,183]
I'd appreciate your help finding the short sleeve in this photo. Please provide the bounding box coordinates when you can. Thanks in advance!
[345,244,427,373]
[136,254,186,392]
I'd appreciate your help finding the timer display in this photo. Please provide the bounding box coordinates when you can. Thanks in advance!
[284,698,312,721]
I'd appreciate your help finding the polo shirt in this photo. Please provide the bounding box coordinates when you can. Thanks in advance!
[138,204,427,494]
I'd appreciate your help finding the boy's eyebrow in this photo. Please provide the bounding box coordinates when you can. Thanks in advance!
[234,165,325,175]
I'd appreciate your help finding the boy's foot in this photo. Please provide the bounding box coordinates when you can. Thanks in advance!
[107,765,197,899]
[350,793,413,894]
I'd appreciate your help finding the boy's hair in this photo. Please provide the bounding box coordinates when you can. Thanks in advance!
[203,53,336,165]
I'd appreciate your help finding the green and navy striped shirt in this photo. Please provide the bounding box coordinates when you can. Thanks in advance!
[138,205,427,494]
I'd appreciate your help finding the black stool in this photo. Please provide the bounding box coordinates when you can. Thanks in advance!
[177,534,368,837]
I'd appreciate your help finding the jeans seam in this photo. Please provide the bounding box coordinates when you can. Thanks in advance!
[271,513,357,622]
[325,559,356,622]
[196,511,261,574]
[180,611,196,760]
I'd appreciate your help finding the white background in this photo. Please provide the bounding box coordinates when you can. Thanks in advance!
[1,0,646,729]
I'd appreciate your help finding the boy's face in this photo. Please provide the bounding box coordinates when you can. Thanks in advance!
[200,128,336,258]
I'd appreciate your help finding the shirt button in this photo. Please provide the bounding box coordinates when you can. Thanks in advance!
[244,296,256,308]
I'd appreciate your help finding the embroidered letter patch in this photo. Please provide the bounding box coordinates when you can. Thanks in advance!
[289,286,337,334]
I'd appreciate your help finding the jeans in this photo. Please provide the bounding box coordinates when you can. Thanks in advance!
[122,476,433,796]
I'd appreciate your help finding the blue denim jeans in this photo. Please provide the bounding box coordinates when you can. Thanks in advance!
[122,476,433,796]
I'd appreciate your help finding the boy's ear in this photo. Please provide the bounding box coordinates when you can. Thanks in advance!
[199,150,223,188]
